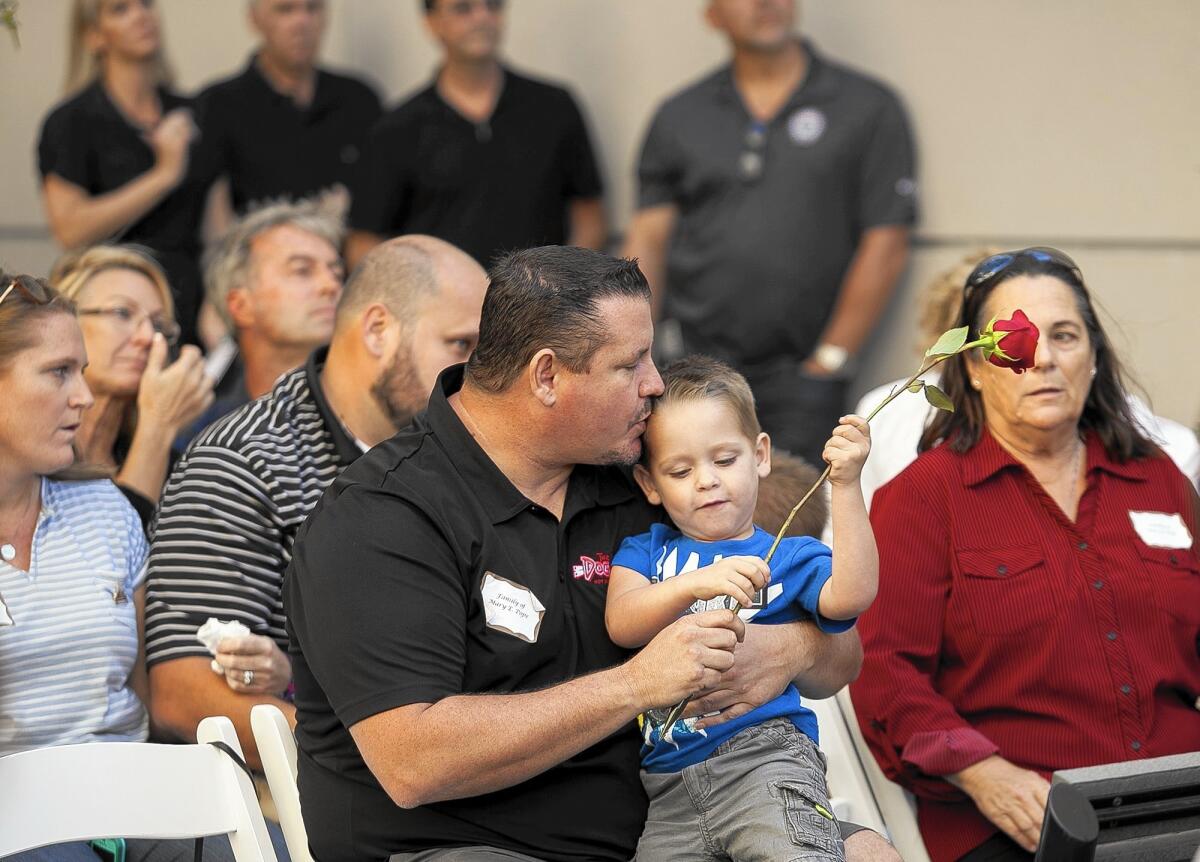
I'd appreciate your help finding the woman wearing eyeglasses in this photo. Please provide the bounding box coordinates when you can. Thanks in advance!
[37,0,217,347]
[849,248,1200,861]
[53,245,214,527]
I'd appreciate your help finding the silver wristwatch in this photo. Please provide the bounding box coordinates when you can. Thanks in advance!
[812,343,850,374]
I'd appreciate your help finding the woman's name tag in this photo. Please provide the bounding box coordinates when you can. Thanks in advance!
[1129,511,1193,549]
[0,594,12,627]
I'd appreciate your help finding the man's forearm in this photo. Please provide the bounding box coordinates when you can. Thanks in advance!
[353,665,641,809]
[689,621,862,727]
[812,225,910,356]
[567,197,607,250]
[771,621,863,699]
[622,205,676,319]
[345,229,385,272]
[149,657,295,769]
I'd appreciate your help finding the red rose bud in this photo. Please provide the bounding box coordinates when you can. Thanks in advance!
[985,310,1039,374]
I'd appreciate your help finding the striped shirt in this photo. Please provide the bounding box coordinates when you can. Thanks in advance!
[144,349,361,665]
[0,478,148,756]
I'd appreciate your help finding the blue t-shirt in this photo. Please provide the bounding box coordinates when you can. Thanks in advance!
[612,523,855,773]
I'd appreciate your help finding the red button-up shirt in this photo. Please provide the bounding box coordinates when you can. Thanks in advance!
[852,429,1200,862]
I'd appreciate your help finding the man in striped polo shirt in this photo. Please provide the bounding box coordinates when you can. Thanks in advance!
[144,234,487,765]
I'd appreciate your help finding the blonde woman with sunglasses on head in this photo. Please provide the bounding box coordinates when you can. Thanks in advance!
[54,245,214,527]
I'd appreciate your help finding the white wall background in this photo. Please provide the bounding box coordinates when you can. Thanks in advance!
[2,1,1197,425]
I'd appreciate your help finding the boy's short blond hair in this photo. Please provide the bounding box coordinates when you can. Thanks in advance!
[655,355,761,446]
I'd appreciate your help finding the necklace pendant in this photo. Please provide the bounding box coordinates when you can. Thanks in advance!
[0,543,15,562]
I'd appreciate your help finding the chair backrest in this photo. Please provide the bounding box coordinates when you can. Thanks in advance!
[835,687,932,862]
[251,704,314,862]
[0,716,277,861]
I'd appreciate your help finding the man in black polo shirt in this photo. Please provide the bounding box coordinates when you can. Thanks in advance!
[285,246,867,861]
[345,0,606,270]
[197,0,381,219]
[625,0,917,465]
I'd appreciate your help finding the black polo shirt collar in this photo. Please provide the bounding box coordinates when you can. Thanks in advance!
[426,64,513,135]
[426,365,639,524]
[240,53,340,120]
[306,347,361,469]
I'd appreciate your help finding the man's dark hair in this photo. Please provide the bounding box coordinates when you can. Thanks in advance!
[422,0,435,11]
[466,246,651,393]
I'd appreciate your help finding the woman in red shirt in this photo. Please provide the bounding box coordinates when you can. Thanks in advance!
[852,247,1200,861]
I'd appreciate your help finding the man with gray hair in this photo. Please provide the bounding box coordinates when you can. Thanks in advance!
[195,199,344,442]
[145,234,487,765]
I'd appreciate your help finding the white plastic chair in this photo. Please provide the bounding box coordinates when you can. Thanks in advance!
[836,687,932,862]
[251,704,314,862]
[808,694,887,833]
[0,716,278,861]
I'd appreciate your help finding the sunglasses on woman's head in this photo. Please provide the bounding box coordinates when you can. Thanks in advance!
[964,246,1082,293]
[0,275,49,308]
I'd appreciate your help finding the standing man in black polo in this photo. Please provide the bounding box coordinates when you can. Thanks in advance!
[198,0,381,223]
[285,246,869,861]
[625,0,917,464]
[345,0,606,270]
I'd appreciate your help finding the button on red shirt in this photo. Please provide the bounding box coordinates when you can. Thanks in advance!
[852,429,1200,862]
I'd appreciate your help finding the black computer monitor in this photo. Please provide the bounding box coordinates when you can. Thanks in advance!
[1037,752,1200,861]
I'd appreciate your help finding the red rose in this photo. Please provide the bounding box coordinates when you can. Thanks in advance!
[987,310,1039,373]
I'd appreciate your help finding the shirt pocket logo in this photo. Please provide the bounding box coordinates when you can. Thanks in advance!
[955,543,1056,636]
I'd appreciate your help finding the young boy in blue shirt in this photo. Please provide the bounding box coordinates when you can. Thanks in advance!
[606,355,878,861]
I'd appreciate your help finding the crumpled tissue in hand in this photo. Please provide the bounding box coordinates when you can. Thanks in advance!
[196,617,250,674]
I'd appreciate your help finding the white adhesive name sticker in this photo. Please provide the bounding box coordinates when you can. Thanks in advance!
[481,571,545,643]
[0,594,12,626]
[1129,511,1193,549]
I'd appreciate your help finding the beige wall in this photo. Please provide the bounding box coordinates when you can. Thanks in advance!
[2,1,1197,425]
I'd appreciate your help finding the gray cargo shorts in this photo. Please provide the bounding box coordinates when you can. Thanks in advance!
[635,717,845,861]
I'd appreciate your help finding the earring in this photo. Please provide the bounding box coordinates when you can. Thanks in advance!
[1090,367,1097,378]
[972,379,981,389]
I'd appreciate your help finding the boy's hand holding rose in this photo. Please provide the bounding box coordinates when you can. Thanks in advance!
[684,556,770,609]
[823,414,871,486]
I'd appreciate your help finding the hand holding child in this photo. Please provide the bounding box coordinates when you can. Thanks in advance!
[823,414,871,486]
[684,555,770,608]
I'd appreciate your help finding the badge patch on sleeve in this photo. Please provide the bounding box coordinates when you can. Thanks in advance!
[481,571,546,643]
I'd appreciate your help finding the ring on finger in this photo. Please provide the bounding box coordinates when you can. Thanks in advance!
[242,669,254,686]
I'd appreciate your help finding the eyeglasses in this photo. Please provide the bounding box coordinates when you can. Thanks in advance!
[964,246,1083,293]
[440,0,503,16]
[77,305,181,346]
[738,122,768,183]
[0,275,50,308]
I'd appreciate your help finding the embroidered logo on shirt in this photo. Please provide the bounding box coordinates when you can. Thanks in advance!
[788,107,826,145]
[572,552,612,584]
